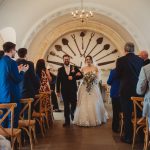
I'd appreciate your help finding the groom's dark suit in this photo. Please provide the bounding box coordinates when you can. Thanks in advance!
[56,65,83,124]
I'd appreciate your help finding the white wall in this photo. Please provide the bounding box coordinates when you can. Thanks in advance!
[0,27,16,43]
[0,0,150,50]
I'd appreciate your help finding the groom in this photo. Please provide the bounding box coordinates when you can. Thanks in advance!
[56,54,83,127]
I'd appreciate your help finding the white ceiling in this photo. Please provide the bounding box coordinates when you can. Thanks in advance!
[0,0,5,5]
[0,0,150,51]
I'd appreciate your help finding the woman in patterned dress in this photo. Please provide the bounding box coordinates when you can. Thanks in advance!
[35,59,53,123]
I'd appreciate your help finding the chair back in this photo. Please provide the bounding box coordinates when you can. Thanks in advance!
[34,93,46,114]
[0,103,17,137]
[131,97,144,123]
[34,92,50,113]
[19,98,34,124]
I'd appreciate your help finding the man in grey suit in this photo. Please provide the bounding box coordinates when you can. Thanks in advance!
[137,64,150,130]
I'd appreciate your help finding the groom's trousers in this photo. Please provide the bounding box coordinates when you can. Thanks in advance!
[63,95,77,124]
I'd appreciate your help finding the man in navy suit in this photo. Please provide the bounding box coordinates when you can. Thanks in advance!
[0,42,28,128]
[116,42,143,143]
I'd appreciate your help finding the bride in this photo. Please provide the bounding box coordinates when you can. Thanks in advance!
[73,55,108,126]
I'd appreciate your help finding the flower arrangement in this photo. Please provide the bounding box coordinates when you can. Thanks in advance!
[83,72,97,93]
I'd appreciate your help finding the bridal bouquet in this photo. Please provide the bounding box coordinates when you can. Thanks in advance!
[83,72,97,93]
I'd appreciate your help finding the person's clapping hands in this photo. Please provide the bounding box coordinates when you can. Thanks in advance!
[23,64,29,72]
[18,64,29,72]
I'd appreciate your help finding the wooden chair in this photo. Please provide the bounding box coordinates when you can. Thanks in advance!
[32,93,47,137]
[18,98,37,150]
[130,96,145,149]
[40,92,54,126]
[0,103,21,150]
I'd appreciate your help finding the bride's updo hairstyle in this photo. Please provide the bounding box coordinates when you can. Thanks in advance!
[85,55,93,64]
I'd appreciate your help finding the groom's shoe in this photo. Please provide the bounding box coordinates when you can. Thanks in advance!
[71,116,74,121]
[121,136,132,144]
[63,123,70,127]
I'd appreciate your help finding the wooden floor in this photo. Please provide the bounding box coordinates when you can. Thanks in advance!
[22,103,143,150]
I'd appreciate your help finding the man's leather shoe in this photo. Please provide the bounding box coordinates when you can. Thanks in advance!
[63,123,70,127]
[55,109,62,112]
[121,137,132,144]
[112,129,120,133]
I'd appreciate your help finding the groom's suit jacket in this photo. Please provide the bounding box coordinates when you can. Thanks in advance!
[56,65,83,100]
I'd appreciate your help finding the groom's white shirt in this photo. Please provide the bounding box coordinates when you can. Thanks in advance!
[64,64,70,75]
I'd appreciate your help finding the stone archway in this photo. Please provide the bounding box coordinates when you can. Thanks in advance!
[23,4,147,63]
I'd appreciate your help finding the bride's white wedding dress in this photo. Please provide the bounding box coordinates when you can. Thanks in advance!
[74,70,108,127]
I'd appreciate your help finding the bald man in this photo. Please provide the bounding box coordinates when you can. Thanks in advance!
[139,50,150,66]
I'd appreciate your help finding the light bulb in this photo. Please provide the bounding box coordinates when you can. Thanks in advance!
[82,9,85,14]
[71,12,74,15]
[75,10,79,14]
[80,14,83,18]
[73,14,76,18]
[90,11,93,17]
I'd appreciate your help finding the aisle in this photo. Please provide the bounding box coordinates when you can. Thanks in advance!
[26,120,142,150]
[23,104,143,150]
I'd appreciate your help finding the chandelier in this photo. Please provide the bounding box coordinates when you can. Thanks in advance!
[71,0,93,23]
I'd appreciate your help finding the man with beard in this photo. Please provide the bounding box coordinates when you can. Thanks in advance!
[56,54,83,127]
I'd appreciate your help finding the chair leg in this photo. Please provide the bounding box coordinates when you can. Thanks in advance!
[21,127,33,150]
[144,131,149,150]
[11,137,14,150]
[17,133,22,150]
[29,127,33,150]
[45,112,50,129]
[42,117,47,133]
[132,125,136,149]
[37,118,45,137]
[32,125,38,144]
[49,109,54,125]
[11,137,17,150]
[51,110,54,123]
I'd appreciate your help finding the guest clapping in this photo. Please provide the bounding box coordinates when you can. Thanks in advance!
[0,42,28,128]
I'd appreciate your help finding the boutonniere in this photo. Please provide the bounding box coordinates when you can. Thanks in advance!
[71,65,75,73]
